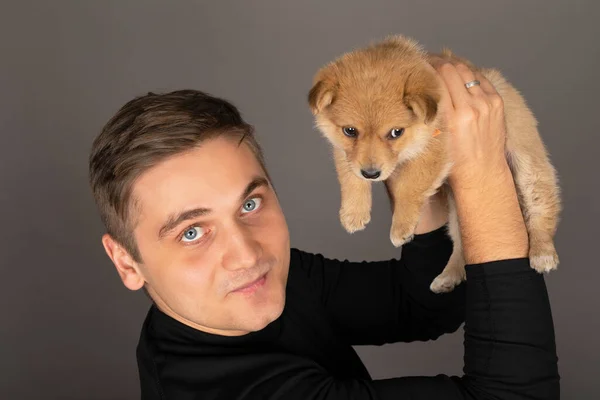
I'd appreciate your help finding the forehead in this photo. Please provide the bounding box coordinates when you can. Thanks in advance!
[329,85,413,129]
[328,93,414,130]
[132,138,264,221]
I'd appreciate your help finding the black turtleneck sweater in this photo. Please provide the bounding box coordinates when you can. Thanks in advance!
[136,225,559,399]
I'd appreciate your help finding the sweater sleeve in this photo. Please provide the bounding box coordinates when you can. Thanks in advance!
[247,258,560,400]
[294,224,466,346]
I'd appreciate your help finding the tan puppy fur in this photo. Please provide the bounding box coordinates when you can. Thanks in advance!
[308,35,561,293]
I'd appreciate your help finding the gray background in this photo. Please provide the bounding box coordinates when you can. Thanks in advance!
[1,0,598,398]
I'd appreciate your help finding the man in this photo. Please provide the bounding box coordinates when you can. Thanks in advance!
[89,62,559,399]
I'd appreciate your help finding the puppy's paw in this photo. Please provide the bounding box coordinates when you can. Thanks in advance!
[390,221,417,247]
[340,208,371,233]
[430,270,464,294]
[529,241,558,274]
[530,250,559,273]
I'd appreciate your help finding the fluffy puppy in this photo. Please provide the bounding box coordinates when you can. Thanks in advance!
[308,35,561,293]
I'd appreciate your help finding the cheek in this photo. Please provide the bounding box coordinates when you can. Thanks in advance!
[151,247,216,297]
[179,252,214,282]
[315,115,347,150]
[256,205,289,249]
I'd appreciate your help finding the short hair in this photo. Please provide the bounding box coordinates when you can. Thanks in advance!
[89,89,270,262]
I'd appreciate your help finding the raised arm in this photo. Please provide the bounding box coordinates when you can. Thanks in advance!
[267,60,559,399]
[238,256,558,399]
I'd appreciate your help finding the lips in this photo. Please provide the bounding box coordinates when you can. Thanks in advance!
[232,273,267,294]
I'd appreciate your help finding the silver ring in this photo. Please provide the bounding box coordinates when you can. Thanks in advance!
[464,80,481,89]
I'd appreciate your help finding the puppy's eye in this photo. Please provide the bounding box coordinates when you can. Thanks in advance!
[342,127,358,137]
[388,128,405,139]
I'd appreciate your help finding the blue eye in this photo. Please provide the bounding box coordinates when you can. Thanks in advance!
[242,198,262,213]
[181,226,205,243]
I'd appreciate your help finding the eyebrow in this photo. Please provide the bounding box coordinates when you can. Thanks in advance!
[157,176,270,240]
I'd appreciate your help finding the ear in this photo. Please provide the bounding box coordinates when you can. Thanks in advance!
[308,74,336,115]
[101,234,145,291]
[403,72,440,124]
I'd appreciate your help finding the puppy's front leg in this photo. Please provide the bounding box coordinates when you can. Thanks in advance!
[333,148,372,233]
[385,149,448,247]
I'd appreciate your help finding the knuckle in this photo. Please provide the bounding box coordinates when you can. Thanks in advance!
[456,63,472,74]
[477,100,491,115]
[457,107,477,123]
[490,93,504,108]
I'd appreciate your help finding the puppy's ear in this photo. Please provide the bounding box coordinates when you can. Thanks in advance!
[308,74,336,115]
[404,93,438,124]
[403,73,439,124]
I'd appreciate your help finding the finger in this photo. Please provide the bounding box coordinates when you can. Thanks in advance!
[428,55,447,70]
[427,58,456,113]
[435,62,472,110]
[473,70,505,124]
[454,63,485,97]
[474,70,499,96]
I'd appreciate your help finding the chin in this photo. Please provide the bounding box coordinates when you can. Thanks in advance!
[242,300,284,332]
[249,288,286,331]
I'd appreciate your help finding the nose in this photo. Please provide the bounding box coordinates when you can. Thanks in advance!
[361,168,381,180]
[222,223,261,272]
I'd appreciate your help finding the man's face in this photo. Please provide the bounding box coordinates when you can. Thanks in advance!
[128,137,290,336]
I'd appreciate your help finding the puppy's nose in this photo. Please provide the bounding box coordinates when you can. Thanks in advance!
[361,168,381,179]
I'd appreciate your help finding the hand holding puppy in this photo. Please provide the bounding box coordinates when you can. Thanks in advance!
[430,59,529,264]
[430,59,509,188]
